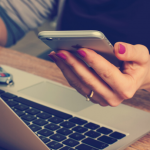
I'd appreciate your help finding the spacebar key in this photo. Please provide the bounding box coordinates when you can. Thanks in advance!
[82,138,108,149]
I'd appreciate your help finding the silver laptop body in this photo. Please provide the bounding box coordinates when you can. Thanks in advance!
[0,65,150,150]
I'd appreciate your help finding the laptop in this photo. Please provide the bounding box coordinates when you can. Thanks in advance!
[0,65,150,150]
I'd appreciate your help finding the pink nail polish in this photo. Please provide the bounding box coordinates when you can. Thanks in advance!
[119,44,126,54]
[56,53,66,60]
[77,50,86,57]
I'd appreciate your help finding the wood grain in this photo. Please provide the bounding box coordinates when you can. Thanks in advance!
[0,47,150,150]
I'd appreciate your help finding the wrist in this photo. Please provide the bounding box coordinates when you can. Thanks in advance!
[140,55,150,92]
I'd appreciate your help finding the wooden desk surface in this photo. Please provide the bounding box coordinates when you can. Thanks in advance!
[0,47,150,150]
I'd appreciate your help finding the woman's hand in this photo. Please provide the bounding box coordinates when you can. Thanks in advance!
[49,42,150,107]
[0,18,7,47]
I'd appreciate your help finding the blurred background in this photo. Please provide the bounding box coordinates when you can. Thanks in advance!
[10,19,57,60]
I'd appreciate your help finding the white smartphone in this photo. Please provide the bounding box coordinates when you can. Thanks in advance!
[38,30,120,66]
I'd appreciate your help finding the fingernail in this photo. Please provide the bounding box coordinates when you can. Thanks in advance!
[48,54,57,62]
[119,44,126,54]
[77,50,86,57]
[56,53,66,60]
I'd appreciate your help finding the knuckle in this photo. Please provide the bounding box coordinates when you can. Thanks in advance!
[135,44,149,55]
[134,44,149,62]
[87,52,99,66]
[88,57,96,66]
[119,90,134,100]
[135,44,148,50]
[98,66,114,79]
[102,69,113,79]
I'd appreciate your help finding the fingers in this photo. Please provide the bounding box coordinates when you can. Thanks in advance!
[49,52,110,106]
[49,52,99,104]
[48,42,150,107]
[49,52,88,95]
[49,51,123,107]
[74,43,150,96]
[75,48,129,96]
[114,42,150,65]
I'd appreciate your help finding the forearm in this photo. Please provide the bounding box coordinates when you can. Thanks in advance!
[0,0,58,47]
[0,17,7,47]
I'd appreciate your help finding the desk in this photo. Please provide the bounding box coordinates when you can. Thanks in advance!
[0,47,150,150]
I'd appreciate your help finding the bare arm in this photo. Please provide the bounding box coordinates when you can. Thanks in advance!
[0,17,7,47]
[0,0,58,47]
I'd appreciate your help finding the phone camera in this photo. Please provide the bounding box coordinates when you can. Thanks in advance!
[46,38,53,41]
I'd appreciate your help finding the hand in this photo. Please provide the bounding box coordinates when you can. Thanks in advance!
[49,42,150,107]
[0,18,7,47]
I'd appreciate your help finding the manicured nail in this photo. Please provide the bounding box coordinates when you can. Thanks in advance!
[119,44,126,54]
[77,50,86,57]
[56,53,66,60]
[48,54,57,62]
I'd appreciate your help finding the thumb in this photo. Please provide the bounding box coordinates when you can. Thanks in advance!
[114,42,149,65]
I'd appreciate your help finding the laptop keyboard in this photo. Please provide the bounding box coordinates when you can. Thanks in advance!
[0,89,126,150]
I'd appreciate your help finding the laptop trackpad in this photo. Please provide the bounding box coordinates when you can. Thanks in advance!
[19,81,93,112]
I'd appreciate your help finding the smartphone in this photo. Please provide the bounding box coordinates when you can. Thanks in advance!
[38,30,120,66]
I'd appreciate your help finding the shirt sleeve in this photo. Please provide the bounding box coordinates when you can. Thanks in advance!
[0,0,58,47]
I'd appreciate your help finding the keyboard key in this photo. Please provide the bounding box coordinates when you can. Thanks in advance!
[14,97,72,119]
[25,108,40,115]
[39,136,50,143]
[60,121,76,128]
[13,109,25,116]
[97,127,113,134]
[84,122,100,130]
[63,138,79,147]
[109,131,126,139]
[21,114,37,121]
[57,128,73,135]
[69,133,85,141]
[72,126,88,133]
[0,90,124,148]
[48,116,64,124]
[82,138,108,149]
[24,121,30,125]
[50,133,66,142]
[29,124,42,132]
[76,144,98,150]
[0,89,5,94]
[45,123,60,131]
[69,117,87,125]
[6,100,19,107]
[60,146,75,150]
[33,119,48,126]
[47,141,63,149]
[98,135,117,144]
[37,112,52,119]
[1,97,8,101]
[85,130,101,138]
[14,104,29,111]
[38,129,54,136]
[1,92,17,99]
